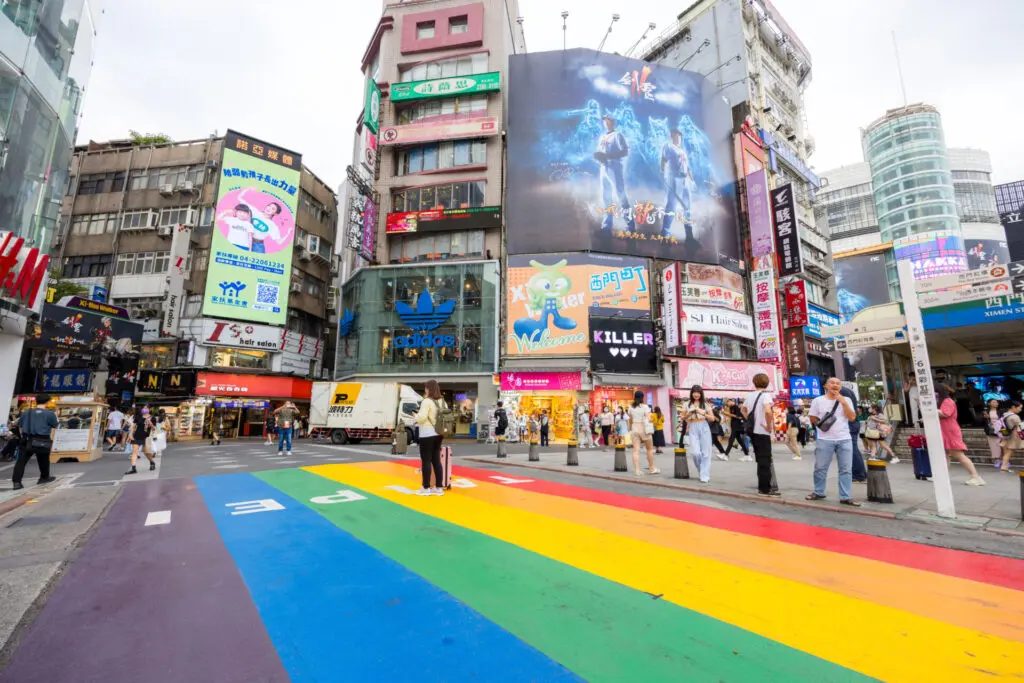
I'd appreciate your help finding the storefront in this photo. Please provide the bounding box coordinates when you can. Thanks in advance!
[195,372,313,439]
[498,371,582,444]
[669,358,782,442]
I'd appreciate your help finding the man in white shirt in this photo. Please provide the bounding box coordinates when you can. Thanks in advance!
[807,377,860,506]
[741,373,779,496]
[105,407,124,451]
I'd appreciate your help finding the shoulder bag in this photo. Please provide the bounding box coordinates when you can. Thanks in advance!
[743,392,763,434]
[816,400,842,432]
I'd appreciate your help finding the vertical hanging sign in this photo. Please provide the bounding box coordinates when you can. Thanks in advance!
[162,223,193,337]
[661,263,680,350]
[772,184,803,277]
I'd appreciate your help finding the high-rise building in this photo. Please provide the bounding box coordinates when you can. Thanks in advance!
[335,0,524,437]
[49,133,338,438]
[0,2,98,410]
[640,0,838,381]
[995,179,1024,261]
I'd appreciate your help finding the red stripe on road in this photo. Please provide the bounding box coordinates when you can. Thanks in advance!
[415,460,1024,592]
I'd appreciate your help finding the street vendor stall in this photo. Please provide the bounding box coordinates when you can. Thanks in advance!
[51,395,107,463]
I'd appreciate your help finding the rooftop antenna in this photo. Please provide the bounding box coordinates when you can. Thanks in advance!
[597,14,619,53]
[625,22,656,58]
[561,11,568,51]
[892,30,908,106]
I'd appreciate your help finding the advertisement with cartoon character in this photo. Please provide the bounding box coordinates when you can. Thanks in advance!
[506,49,738,264]
[203,130,302,326]
[506,253,650,357]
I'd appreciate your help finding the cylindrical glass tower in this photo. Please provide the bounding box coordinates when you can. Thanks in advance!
[863,103,966,280]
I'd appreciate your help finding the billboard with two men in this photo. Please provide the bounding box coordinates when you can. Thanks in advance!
[506,49,739,264]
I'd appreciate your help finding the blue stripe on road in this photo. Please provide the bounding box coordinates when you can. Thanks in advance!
[195,472,578,682]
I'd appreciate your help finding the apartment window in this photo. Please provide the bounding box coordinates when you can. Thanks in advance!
[200,206,214,227]
[62,255,112,279]
[70,212,118,235]
[190,248,209,274]
[159,206,193,227]
[183,294,202,318]
[398,139,487,175]
[112,297,164,320]
[122,210,156,231]
[115,251,170,276]
[393,181,487,212]
[77,175,104,195]
[307,234,320,255]
[129,170,150,191]
[304,274,323,298]
[400,53,487,82]
[449,15,468,34]
[397,94,487,124]
[389,230,485,263]
[416,21,435,39]
[210,347,270,370]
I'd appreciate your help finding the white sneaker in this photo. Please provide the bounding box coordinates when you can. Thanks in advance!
[739,456,754,462]
[417,488,431,496]
[889,458,900,465]
[792,455,802,461]
[634,470,644,476]
[287,451,293,456]
[431,487,444,496]
[714,453,728,461]
[649,468,661,475]
[964,477,986,486]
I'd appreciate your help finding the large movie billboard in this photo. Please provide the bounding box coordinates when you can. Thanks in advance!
[506,49,738,263]
[506,253,650,357]
[203,130,302,326]
[834,251,890,321]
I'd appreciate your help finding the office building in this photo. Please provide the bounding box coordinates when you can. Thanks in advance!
[996,179,1024,261]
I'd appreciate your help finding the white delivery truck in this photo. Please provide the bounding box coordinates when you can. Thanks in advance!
[309,381,422,445]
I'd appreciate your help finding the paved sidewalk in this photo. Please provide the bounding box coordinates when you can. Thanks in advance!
[466,442,1024,533]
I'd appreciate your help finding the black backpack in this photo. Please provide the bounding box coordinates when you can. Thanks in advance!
[495,408,508,431]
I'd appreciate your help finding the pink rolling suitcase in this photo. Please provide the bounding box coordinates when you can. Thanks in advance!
[429,445,453,489]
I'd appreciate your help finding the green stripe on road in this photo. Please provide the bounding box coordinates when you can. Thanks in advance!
[257,468,867,682]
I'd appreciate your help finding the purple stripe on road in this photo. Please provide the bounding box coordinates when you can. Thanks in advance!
[0,478,286,683]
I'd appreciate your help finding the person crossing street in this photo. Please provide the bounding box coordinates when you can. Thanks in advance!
[11,395,58,490]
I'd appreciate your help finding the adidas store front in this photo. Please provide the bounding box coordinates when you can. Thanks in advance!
[335,261,500,438]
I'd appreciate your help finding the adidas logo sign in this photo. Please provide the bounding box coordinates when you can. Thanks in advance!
[395,289,455,331]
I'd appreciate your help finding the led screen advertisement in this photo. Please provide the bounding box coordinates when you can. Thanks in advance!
[506,49,739,264]
[892,230,967,279]
[588,316,657,374]
[964,238,1010,270]
[203,130,302,326]
[506,252,650,357]
[834,251,890,322]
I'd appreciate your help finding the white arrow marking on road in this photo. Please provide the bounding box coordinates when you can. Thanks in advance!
[226,499,285,515]
[213,464,247,469]
[310,489,367,504]
[145,510,171,526]
[450,478,477,488]
[385,485,418,495]
[489,475,534,485]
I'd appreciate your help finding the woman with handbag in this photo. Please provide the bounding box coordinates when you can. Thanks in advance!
[984,399,1004,465]
[125,407,156,475]
[683,385,715,483]
[864,405,898,463]
[651,406,666,454]
[413,379,448,496]
[627,391,658,476]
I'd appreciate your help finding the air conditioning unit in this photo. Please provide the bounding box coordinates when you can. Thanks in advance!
[289,282,303,294]
[295,242,306,253]
[159,183,174,196]
[178,180,196,193]
[156,225,172,238]
[298,251,312,262]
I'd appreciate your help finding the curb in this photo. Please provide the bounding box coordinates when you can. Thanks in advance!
[463,457,899,520]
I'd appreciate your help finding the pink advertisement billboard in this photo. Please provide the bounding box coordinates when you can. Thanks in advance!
[746,169,773,258]
[500,371,581,392]
[675,359,778,397]
[378,115,499,146]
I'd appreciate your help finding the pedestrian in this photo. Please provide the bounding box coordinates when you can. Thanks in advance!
[906,374,921,427]
[936,384,986,485]
[864,405,898,463]
[798,408,811,446]
[615,407,629,447]
[105,405,125,451]
[121,409,134,452]
[806,377,860,506]
[710,403,728,460]
[125,407,156,475]
[627,391,658,476]
[493,401,509,444]
[577,407,593,448]
[11,395,58,490]
[785,405,803,460]
[539,409,550,446]
[1,412,21,462]
[722,398,749,459]
[151,409,169,457]
[683,385,715,483]
[742,374,778,496]
[264,412,276,446]
[273,401,300,456]
[414,379,447,496]
[998,400,1023,473]
[839,384,868,483]
[599,404,614,448]
[651,406,666,454]
[984,398,1004,465]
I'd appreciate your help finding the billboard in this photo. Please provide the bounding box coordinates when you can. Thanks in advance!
[806,303,840,340]
[772,184,803,276]
[204,131,301,326]
[684,263,743,292]
[363,78,381,133]
[964,238,1010,270]
[834,251,890,321]
[162,223,192,337]
[28,303,143,355]
[678,283,745,311]
[379,116,498,146]
[783,280,808,328]
[661,263,680,349]
[506,252,650,356]
[506,49,739,263]
[390,71,501,102]
[675,359,779,397]
[747,169,773,258]
[892,230,967,279]
[751,262,781,361]
[385,206,502,234]
[589,316,657,374]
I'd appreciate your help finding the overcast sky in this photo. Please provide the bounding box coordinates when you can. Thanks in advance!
[79,0,1024,190]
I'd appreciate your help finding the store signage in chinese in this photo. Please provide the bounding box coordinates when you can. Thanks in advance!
[806,303,841,339]
[201,319,322,358]
[162,223,192,337]
[499,371,581,392]
[363,78,381,134]
[785,327,808,374]
[195,372,312,399]
[684,263,744,292]
[378,115,498,146]
[751,261,782,362]
[389,71,501,102]
[677,283,745,311]
[38,369,92,393]
[213,399,270,409]
[0,230,49,310]
[746,169,773,258]
[361,197,378,263]
[661,263,680,349]
[783,279,808,328]
[772,184,803,277]
[676,359,778,394]
[385,206,502,234]
[789,374,821,399]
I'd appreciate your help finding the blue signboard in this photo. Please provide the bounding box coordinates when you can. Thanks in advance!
[922,296,1024,330]
[38,369,92,393]
[805,303,841,340]
[90,285,108,303]
[789,375,821,399]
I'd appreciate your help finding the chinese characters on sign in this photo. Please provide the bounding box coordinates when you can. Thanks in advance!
[661,263,680,349]
[747,169,774,258]
[783,279,808,328]
[751,263,782,362]
[771,184,803,277]
[38,369,92,393]
[678,283,746,312]
[785,327,808,374]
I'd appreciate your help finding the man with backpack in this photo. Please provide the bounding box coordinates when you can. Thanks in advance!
[493,401,508,443]
[742,373,779,496]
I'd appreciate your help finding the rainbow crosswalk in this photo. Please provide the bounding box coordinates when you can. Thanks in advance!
[5,460,1024,682]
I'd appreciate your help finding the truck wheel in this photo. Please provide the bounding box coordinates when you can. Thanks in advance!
[331,430,349,445]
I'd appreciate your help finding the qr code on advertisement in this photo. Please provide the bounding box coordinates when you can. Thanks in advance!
[256,283,279,305]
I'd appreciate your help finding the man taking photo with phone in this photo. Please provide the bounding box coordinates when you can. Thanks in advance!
[806,377,860,507]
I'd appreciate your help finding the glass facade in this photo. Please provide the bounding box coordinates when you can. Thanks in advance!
[814,181,877,237]
[0,0,94,253]
[952,171,999,224]
[336,261,498,376]
[863,107,960,243]
[996,180,1024,214]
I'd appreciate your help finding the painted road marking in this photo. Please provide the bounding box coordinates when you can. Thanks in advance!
[213,464,247,470]
[195,472,578,682]
[309,489,367,504]
[144,510,171,526]
[226,499,284,515]
[384,484,418,495]
[451,478,477,488]
[489,475,534,485]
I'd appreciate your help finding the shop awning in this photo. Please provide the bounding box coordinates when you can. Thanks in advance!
[593,373,665,387]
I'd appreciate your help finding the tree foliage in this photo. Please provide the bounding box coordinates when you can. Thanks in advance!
[129,130,172,145]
